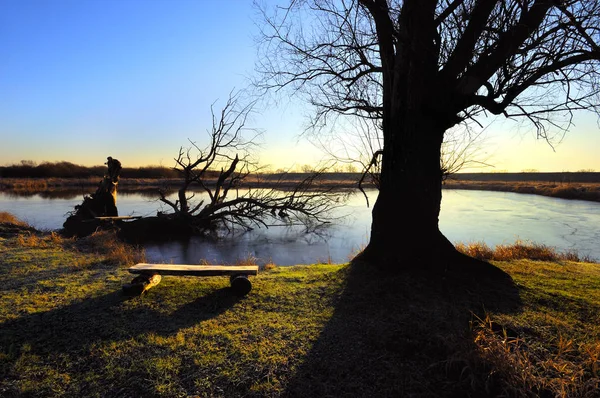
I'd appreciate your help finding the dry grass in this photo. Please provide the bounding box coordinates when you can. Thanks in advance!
[0,211,29,226]
[16,233,45,247]
[462,314,600,397]
[7,224,144,267]
[1,213,65,248]
[0,212,143,266]
[444,180,600,202]
[455,240,595,263]
[71,230,146,266]
[0,178,50,190]
[262,260,277,271]
[234,253,259,266]
[15,231,64,248]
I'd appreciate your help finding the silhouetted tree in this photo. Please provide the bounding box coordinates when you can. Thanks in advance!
[258,0,600,268]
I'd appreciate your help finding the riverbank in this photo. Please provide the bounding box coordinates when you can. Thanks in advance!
[1,218,599,396]
[2,173,600,202]
[443,179,600,202]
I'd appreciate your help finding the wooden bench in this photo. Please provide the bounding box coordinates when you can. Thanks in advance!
[123,263,259,296]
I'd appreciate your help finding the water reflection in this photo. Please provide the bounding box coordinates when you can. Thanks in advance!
[1,188,599,264]
[120,187,168,198]
[145,227,342,266]
[3,189,86,200]
[3,186,168,200]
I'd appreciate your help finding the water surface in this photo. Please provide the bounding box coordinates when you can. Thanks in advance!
[1,189,598,264]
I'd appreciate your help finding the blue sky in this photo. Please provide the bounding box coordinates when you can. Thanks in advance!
[1,0,599,172]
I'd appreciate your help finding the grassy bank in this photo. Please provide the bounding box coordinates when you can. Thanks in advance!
[1,219,600,396]
[0,174,362,193]
[3,174,600,203]
[444,179,600,202]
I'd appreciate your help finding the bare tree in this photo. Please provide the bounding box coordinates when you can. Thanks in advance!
[257,0,600,269]
[156,93,341,236]
[440,123,493,178]
[311,112,491,207]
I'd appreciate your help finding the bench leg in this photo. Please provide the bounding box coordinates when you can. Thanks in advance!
[123,273,162,296]
[230,275,252,296]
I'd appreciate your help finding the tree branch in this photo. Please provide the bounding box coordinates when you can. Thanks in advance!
[457,0,554,95]
[442,0,498,80]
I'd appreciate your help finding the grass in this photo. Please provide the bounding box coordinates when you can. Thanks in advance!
[464,260,600,396]
[0,231,342,396]
[1,216,600,396]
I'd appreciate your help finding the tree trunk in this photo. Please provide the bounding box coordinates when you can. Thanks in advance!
[354,2,463,269]
[357,112,458,269]
[178,187,189,214]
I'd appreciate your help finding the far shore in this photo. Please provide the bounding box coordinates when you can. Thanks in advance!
[1,172,600,202]
[443,179,600,202]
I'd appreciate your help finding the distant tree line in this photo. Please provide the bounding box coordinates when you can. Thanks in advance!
[1,160,366,180]
[0,160,184,179]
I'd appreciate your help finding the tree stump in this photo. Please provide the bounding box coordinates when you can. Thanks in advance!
[63,156,122,237]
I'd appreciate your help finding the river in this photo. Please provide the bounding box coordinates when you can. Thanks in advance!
[1,188,598,264]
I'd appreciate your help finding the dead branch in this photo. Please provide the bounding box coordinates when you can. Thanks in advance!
[358,149,382,207]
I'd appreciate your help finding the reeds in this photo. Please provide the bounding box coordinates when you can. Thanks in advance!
[455,240,595,262]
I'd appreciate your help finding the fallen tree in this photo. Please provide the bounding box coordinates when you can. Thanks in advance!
[160,99,330,227]
[75,95,343,242]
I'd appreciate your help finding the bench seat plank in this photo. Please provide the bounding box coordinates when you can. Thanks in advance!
[128,263,259,277]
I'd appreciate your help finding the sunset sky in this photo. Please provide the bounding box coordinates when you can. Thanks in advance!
[1,0,599,172]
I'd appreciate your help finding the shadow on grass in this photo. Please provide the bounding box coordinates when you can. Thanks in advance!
[0,264,97,293]
[0,286,242,360]
[283,258,523,397]
[1,267,69,292]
